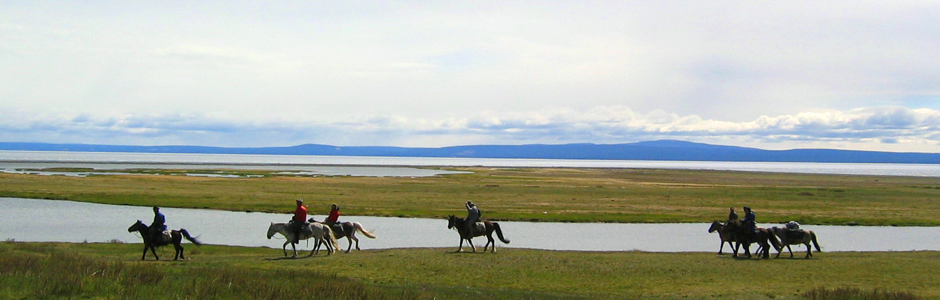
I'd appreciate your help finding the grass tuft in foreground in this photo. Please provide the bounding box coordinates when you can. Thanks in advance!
[804,286,920,300]
[0,242,425,300]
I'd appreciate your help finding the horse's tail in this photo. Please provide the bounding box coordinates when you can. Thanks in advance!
[180,229,202,246]
[766,230,781,251]
[493,222,510,244]
[811,231,821,252]
[326,227,340,250]
[354,223,377,239]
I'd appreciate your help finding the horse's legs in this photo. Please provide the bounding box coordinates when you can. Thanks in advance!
[804,242,812,258]
[174,244,184,260]
[468,238,477,252]
[342,236,352,253]
[324,237,333,254]
[310,240,329,253]
[484,234,495,252]
[141,245,149,260]
[739,242,751,258]
[310,239,320,256]
[351,235,361,251]
[148,245,160,260]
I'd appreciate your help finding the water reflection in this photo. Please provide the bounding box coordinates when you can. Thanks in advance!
[2,198,939,252]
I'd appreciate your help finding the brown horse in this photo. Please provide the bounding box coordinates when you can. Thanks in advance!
[723,220,780,259]
[447,215,510,252]
[127,220,202,260]
[770,226,822,258]
[708,220,736,255]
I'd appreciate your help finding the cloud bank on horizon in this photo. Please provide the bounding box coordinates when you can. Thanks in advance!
[2,2,939,152]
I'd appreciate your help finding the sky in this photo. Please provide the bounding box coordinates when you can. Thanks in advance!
[2,1,940,152]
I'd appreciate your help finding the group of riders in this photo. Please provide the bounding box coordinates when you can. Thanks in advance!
[289,199,343,243]
[146,199,487,244]
[727,206,806,242]
[144,200,345,245]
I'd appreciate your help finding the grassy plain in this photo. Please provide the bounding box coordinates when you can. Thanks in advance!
[1,242,937,299]
[2,167,940,225]
[2,167,940,299]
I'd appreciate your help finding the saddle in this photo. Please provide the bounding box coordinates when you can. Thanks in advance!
[470,222,485,234]
[152,230,172,243]
[289,220,313,237]
[332,224,345,236]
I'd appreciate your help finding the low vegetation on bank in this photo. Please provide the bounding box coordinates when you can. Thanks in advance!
[2,167,940,225]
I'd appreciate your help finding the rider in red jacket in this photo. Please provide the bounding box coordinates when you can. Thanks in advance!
[291,199,307,243]
[326,203,340,226]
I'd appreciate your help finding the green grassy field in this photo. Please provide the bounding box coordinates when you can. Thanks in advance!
[1,242,935,299]
[2,167,940,225]
[2,167,939,299]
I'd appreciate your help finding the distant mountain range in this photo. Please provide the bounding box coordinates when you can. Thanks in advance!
[1,140,939,164]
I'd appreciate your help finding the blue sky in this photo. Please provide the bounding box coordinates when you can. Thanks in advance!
[2,1,940,152]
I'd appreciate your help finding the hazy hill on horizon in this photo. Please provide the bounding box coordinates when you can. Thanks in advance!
[1,140,939,164]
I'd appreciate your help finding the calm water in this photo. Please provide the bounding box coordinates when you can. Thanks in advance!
[3,198,939,253]
[2,150,940,177]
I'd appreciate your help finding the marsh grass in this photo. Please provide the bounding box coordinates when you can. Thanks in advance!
[0,242,424,300]
[805,286,920,300]
[3,242,936,299]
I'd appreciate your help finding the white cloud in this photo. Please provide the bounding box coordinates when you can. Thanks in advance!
[2,105,939,152]
[2,1,940,152]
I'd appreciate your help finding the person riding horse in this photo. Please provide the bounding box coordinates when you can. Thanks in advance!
[325,203,344,237]
[465,201,481,237]
[290,199,308,244]
[150,206,168,241]
[728,207,738,221]
[741,206,756,234]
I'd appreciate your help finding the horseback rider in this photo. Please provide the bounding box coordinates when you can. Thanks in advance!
[150,206,167,241]
[728,207,738,222]
[325,203,344,237]
[290,199,307,244]
[741,206,757,234]
[465,201,481,236]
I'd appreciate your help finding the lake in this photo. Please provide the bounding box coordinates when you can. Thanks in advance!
[2,150,940,177]
[3,198,939,253]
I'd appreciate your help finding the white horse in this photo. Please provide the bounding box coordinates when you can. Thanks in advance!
[267,222,340,258]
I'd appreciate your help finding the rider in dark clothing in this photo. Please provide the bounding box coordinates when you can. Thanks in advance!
[741,206,756,233]
[150,206,167,241]
[728,207,739,221]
